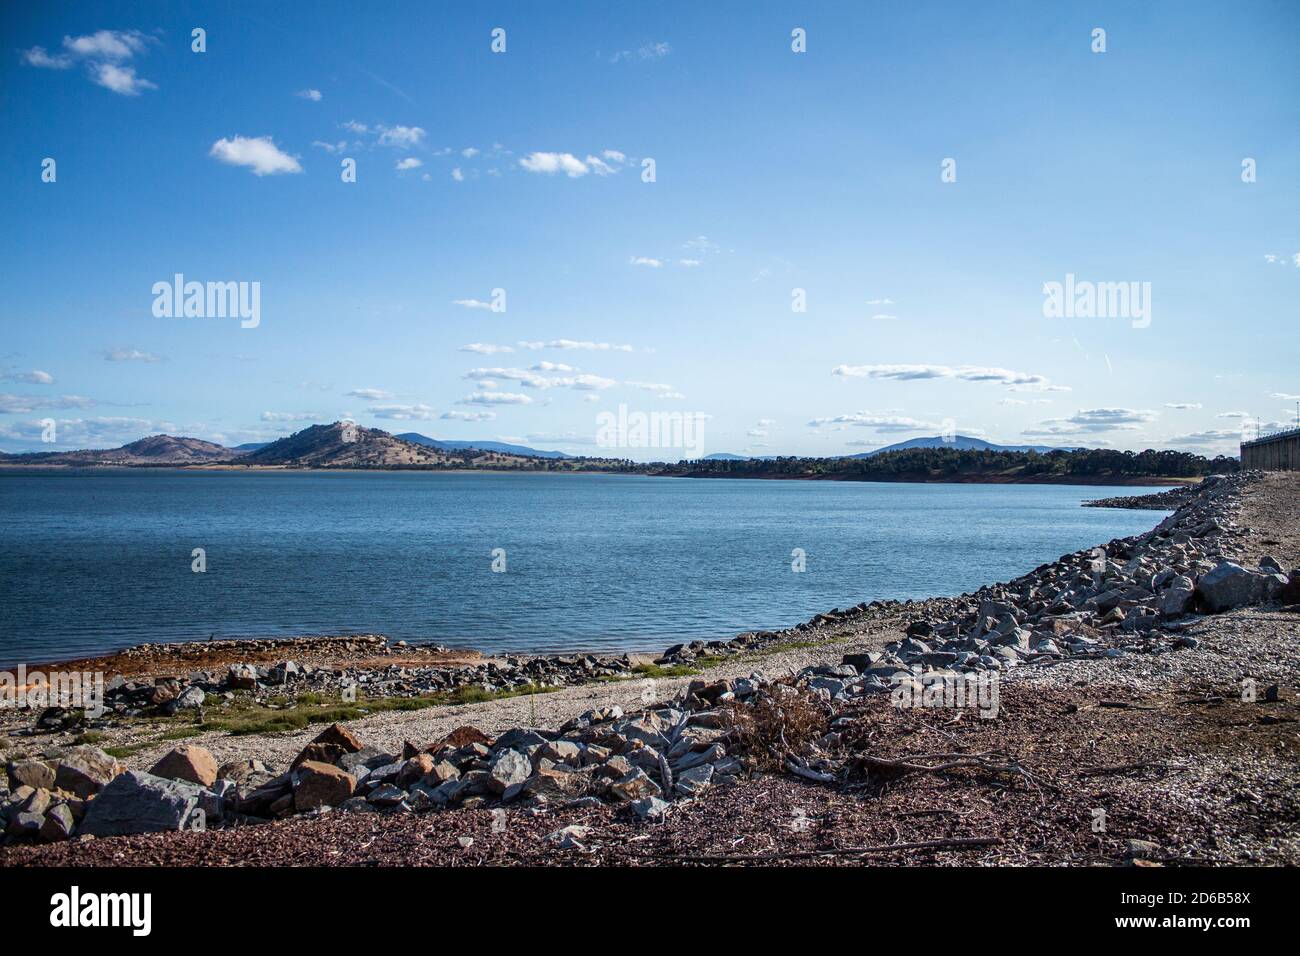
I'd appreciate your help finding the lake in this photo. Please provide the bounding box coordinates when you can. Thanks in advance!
[0,470,1168,665]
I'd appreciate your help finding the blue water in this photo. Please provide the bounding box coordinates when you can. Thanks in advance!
[0,470,1167,665]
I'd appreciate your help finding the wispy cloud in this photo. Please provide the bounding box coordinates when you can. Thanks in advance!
[22,30,157,95]
[517,339,634,352]
[460,343,514,355]
[98,347,163,363]
[833,363,1067,392]
[610,41,671,63]
[0,369,55,384]
[458,391,533,406]
[295,88,322,101]
[344,387,394,400]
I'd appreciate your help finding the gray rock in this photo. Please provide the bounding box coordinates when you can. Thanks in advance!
[6,759,54,792]
[80,771,202,836]
[631,796,670,820]
[674,764,714,797]
[53,746,121,798]
[1196,561,1277,612]
[1159,575,1195,617]
[39,803,75,842]
[487,749,531,794]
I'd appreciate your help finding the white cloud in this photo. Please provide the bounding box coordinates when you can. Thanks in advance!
[369,403,436,420]
[395,157,423,170]
[209,136,303,176]
[519,152,589,177]
[678,259,702,267]
[377,125,425,148]
[871,314,898,321]
[22,47,73,69]
[91,63,156,95]
[1269,392,1300,401]
[441,410,496,422]
[0,393,96,414]
[99,347,162,363]
[808,411,935,433]
[261,411,318,422]
[312,140,348,154]
[518,339,634,352]
[342,120,369,134]
[866,298,895,305]
[0,369,56,384]
[1163,402,1202,409]
[344,388,394,400]
[460,343,513,355]
[451,167,464,181]
[22,30,157,93]
[462,147,479,158]
[1023,407,1157,436]
[458,391,533,406]
[610,41,671,63]
[629,256,662,268]
[296,88,322,101]
[833,363,1066,392]
[465,367,615,391]
[452,298,495,310]
[603,149,627,163]
[63,30,148,60]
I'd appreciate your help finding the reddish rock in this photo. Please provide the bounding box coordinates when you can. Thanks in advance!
[292,760,356,811]
[432,725,493,751]
[312,723,364,754]
[149,745,219,788]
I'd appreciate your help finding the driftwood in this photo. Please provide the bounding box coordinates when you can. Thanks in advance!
[652,836,1002,863]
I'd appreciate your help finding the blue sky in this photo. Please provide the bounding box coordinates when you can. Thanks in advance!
[1,0,1297,459]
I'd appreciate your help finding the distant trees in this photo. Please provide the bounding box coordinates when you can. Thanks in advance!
[641,447,1239,482]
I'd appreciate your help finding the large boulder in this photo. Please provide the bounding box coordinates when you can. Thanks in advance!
[226,664,258,690]
[1195,561,1285,613]
[80,771,202,836]
[291,760,355,811]
[53,746,122,798]
[149,745,218,788]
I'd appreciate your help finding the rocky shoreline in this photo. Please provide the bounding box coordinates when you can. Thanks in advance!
[3,471,1297,857]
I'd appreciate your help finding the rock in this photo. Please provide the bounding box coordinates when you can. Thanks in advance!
[674,764,714,797]
[1126,838,1162,860]
[631,796,669,821]
[546,824,591,849]
[216,758,271,785]
[425,760,460,785]
[39,803,75,842]
[608,768,662,802]
[53,746,122,798]
[170,685,205,711]
[227,664,258,689]
[311,723,364,754]
[1159,575,1195,617]
[291,761,356,811]
[1195,561,1277,613]
[5,810,44,839]
[487,749,531,794]
[432,725,493,751]
[80,771,202,836]
[366,784,407,808]
[291,741,345,769]
[539,740,582,766]
[149,745,218,788]
[397,754,436,788]
[6,759,54,792]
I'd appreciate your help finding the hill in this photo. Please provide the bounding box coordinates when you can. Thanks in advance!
[848,435,1076,457]
[395,433,572,459]
[0,435,233,466]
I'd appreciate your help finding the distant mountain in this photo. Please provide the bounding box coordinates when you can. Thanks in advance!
[231,442,269,453]
[396,432,572,459]
[703,452,749,461]
[0,434,233,466]
[847,435,1077,458]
